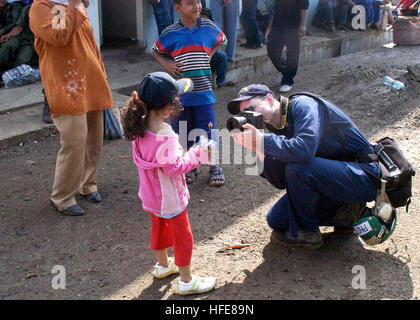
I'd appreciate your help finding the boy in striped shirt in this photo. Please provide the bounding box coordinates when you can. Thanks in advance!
[152,0,227,186]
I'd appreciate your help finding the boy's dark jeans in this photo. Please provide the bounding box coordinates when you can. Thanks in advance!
[267,30,300,86]
[210,50,228,86]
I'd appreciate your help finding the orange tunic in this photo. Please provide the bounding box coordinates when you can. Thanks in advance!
[29,0,113,116]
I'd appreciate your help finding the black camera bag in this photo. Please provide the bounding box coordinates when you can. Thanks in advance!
[369,137,415,210]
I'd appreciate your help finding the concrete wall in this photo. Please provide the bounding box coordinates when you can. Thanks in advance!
[102,0,138,39]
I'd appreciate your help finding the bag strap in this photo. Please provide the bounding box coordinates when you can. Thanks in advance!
[373,143,401,180]
[288,92,352,161]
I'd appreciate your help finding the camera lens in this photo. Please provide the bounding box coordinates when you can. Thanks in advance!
[226,116,247,132]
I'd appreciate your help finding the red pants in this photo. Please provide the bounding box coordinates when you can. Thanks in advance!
[150,209,194,267]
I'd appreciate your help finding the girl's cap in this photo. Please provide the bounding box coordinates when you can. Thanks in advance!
[138,72,194,109]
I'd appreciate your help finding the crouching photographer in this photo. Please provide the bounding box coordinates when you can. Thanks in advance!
[228,84,408,249]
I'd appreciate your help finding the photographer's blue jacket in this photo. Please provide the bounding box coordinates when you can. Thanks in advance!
[260,95,380,237]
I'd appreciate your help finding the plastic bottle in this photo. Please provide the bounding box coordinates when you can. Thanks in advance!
[198,136,218,166]
[382,76,406,91]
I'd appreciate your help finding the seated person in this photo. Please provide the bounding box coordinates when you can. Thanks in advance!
[0,0,22,39]
[0,3,36,72]
[313,0,354,32]
[373,1,396,29]
[200,7,237,89]
[395,0,418,16]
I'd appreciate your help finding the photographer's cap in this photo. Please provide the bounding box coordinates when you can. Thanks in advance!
[138,72,193,110]
[227,84,275,115]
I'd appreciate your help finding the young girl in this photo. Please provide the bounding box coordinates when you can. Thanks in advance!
[120,72,217,296]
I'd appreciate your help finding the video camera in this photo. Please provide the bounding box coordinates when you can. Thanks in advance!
[226,111,264,132]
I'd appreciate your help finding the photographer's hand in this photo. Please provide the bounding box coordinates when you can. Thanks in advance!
[231,124,265,161]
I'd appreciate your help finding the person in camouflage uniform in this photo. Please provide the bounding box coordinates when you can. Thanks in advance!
[0,4,37,71]
[0,0,23,37]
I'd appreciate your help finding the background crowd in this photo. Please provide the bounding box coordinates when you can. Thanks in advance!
[1,0,418,92]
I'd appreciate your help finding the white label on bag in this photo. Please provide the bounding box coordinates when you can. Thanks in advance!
[354,221,373,236]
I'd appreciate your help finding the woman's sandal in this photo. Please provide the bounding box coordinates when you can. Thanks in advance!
[209,166,225,187]
[185,168,199,184]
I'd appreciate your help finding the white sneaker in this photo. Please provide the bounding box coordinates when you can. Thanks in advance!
[279,84,292,93]
[153,257,179,278]
[276,74,283,83]
[177,275,217,295]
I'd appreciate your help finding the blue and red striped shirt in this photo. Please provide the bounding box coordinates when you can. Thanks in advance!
[152,17,227,106]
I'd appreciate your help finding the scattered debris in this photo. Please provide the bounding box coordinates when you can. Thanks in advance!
[217,242,250,253]
[118,154,132,159]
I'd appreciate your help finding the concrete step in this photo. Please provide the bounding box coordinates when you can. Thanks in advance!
[227,28,393,83]
[0,105,56,149]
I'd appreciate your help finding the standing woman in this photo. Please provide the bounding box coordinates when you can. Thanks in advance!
[29,0,114,216]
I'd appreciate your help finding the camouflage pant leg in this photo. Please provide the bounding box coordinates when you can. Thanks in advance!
[10,44,34,69]
[0,37,20,70]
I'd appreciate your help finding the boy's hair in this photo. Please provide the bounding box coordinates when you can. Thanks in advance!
[120,91,183,141]
[174,0,203,6]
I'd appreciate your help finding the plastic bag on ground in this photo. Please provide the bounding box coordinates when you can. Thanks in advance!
[2,64,41,88]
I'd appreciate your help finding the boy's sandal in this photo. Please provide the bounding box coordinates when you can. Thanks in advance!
[153,257,179,279]
[209,166,225,187]
[177,275,217,296]
[185,168,199,184]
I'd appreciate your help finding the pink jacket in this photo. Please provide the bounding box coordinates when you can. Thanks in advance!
[132,128,204,215]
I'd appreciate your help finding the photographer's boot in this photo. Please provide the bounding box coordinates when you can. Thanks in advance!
[271,229,323,249]
[42,89,53,124]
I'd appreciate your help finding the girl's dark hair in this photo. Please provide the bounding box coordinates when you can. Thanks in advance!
[120,91,184,141]
[120,91,147,141]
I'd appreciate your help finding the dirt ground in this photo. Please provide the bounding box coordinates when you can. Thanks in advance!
[0,45,419,300]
